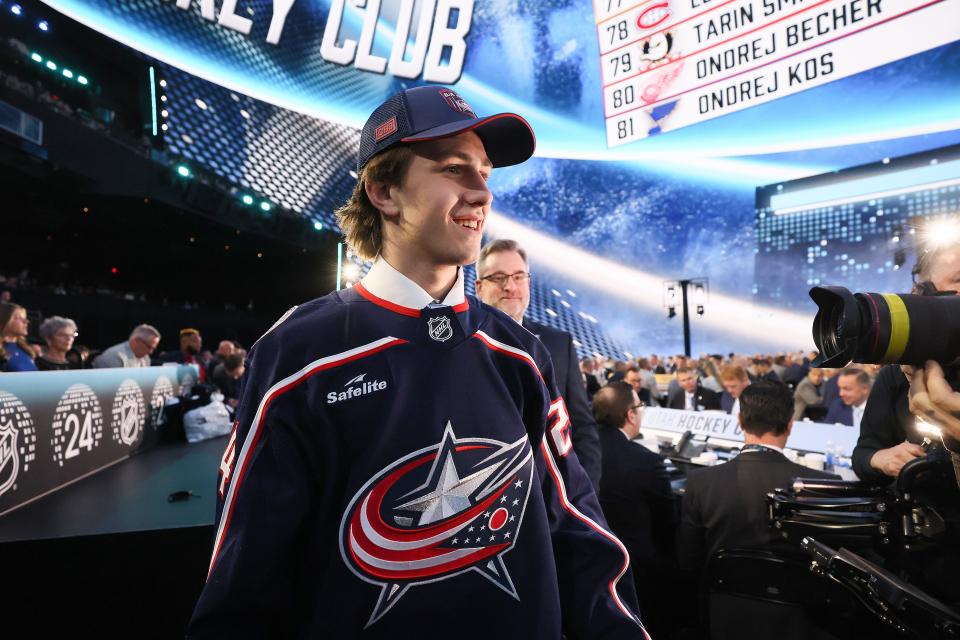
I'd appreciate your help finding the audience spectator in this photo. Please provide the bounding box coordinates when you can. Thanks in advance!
[792,367,825,421]
[821,368,841,408]
[157,328,206,382]
[698,357,724,393]
[749,358,781,384]
[93,324,161,368]
[719,365,750,415]
[205,340,237,381]
[0,302,38,372]
[66,344,91,369]
[668,366,721,411]
[36,316,78,371]
[211,353,245,408]
[579,357,602,399]
[623,366,655,407]
[824,368,872,428]
[592,381,675,638]
[649,354,666,374]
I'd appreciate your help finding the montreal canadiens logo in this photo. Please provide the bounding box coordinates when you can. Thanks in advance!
[340,422,534,627]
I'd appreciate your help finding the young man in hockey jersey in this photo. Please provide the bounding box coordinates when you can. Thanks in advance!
[189,86,649,639]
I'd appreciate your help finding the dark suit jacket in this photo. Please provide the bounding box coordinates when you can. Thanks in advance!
[524,319,602,491]
[598,427,676,634]
[823,398,853,426]
[667,386,721,411]
[598,427,675,563]
[821,375,840,409]
[720,392,736,414]
[678,447,839,572]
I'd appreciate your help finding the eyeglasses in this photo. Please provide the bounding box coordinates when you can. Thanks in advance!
[479,271,531,287]
[135,337,158,353]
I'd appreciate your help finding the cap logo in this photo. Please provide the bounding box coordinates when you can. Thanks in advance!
[438,89,475,117]
[374,116,398,142]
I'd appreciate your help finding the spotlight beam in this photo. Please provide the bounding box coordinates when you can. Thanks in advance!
[484,211,814,350]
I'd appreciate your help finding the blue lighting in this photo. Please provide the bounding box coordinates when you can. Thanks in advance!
[259,201,271,212]
[62,68,73,79]
[30,52,41,62]
[10,4,22,16]
[148,66,158,136]
[37,20,48,31]
[45,60,56,71]
[241,194,254,205]
[313,221,323,231]
[176,165,191,178]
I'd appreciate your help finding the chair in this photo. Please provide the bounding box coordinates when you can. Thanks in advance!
[703,548,857,640]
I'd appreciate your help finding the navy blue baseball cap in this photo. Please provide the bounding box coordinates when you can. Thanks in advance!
[357,86,535,173]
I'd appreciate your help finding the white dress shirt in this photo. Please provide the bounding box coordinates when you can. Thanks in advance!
[360,256,465,309]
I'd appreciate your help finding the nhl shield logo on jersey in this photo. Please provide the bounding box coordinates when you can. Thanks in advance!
[339,422,534,627]
[427,316,453,342]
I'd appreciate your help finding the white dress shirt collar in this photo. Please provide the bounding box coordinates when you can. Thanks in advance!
[359,256,466,312]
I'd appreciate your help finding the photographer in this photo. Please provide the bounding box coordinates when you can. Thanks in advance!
[852,237,960,483]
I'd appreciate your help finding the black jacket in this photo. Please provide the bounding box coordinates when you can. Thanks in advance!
[852,365,919,484]
[667,386,721,411]
[525,319,602,490]
[678,447,838,571]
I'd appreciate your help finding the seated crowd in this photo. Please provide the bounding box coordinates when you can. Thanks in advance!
[0,300,245,406]
[581,350,882,428]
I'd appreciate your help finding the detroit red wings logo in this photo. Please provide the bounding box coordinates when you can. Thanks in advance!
[340,422,534,627]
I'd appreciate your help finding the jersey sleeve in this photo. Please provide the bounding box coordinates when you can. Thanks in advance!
[187,334,320,638]
[535,352,650,639]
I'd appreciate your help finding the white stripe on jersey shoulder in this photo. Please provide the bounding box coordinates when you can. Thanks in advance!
[252,304,299,350]
[540,438,649,635]
[208,335,405,577]
[473,330,544,383]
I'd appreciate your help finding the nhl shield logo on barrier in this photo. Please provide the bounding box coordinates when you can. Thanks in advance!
[0,390,36,498]
[339,422,534,627]
[427,316,453,342]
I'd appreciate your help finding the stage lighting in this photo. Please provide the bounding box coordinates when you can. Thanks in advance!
[62,69,73,79]
[159,79,167,88]
[45,60,56,70]
[241,194,254,205]
[259,201,272,212]
[313,221,323,230]
[37,20,48,31]
[176,164,191,178]
[161,109,168,117]
[30,53,41,62]
[77,75,88,85]
[161,123,168,131]
[10,4,22,16]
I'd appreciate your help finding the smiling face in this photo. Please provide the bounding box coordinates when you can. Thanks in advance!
[377,131,493,275]
[475,249,530,323]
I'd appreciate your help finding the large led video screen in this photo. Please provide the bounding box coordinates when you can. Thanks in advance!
[34,0,960,354]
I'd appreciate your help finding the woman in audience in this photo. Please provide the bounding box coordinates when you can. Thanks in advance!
[0,302,38,372]
[36,316,78,371]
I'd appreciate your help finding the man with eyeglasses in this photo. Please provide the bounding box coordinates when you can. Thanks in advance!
[93,324,161,368]
[475,238,602,490]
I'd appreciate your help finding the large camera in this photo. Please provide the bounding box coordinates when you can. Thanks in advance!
[809,286,960,368]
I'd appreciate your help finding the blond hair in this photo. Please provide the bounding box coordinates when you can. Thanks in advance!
[334,145,414,261]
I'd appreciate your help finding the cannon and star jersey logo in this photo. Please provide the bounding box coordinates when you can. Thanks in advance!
[340,422,534,628]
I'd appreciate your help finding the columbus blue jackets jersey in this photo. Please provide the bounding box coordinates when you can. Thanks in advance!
[188,282,649,639]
